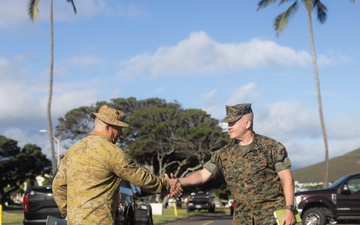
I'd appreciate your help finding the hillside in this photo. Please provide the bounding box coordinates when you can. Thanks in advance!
[292,148,360,183]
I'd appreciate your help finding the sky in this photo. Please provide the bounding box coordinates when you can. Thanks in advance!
[1,0,360,170]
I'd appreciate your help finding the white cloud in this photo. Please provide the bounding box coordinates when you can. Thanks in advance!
[0,57,45,121]
[317,51,352,66]
[225,83,259,106]
[117,31,314,78]
[327,114,360,139]
[201,83,259,122]
[0,55,101,133]
[117,31,353,80]
[256,101,321,139]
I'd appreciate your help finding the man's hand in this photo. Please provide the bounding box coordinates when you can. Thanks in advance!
[165,173,183,198]
[281,209,296,225]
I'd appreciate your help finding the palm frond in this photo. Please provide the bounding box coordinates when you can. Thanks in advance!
[279,0,294,5]
[257,0,277,11]
[28,0,40,22]
[313,0,327,23]
[274,1,298,36]
[67,0,77,14]
[301,0,312,12]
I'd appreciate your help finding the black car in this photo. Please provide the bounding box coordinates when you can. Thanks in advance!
[23,181,153,225]
[116,180,153,225]
[23,185,62,225]
[186,190,216,213]
[294,173,360,225]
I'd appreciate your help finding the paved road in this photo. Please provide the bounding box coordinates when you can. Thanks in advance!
[162,213,360,225]
[163,213,232,225]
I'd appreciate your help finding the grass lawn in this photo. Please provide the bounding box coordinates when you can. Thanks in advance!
[2,212,23,225]
[1,205,23,225]
[1,204,230,225]
[153,206,230,224]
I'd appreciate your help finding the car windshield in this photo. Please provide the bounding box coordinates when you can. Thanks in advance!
[328,175,351,189]
[191,192,210,198]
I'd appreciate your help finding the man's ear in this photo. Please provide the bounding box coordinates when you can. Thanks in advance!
[244,120,251,129]
[105,124,111,132]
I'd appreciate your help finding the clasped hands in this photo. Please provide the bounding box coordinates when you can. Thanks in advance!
[165,173,183,198]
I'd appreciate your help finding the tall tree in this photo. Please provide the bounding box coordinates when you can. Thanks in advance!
[125,103,228,202]
[257,0,355,188]
[28,0,77,174]
[0,136,51,204]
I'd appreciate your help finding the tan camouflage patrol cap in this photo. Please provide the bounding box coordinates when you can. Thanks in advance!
[91,105,129,127]
[221,103,252,123]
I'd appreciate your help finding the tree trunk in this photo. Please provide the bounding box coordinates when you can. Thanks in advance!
[306,11,329,188]
[48,0,56,175]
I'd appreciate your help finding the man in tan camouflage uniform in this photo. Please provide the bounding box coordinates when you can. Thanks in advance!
[176,103,296,225]
[53,105,182,225]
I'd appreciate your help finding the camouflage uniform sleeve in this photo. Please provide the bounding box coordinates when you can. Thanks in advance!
[110,151,169,194]
[52,155,68,217]
[274,142,292,172]
[203,151,221,177]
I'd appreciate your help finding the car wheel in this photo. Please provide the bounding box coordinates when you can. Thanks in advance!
[302,208,327,225]
[187,208,192,213]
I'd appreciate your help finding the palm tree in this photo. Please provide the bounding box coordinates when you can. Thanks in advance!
[28,0,76,175]
[257,0,356,188]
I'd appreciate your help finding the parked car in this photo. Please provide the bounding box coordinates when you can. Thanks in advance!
[116,180,153,225]
[23,180,153,225]
[230,200,237,216]
[23,185,62,225]
[295,173,360,225]
[186,190,215,213]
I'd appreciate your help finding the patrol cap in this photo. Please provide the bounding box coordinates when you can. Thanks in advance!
[91,105,129,128]
[221,103,252,123]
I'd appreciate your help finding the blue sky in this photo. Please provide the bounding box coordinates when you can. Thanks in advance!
[1,0,359,170]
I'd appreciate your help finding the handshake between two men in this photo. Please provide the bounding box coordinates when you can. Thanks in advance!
[165,173,185,198]
[165,169,212,198]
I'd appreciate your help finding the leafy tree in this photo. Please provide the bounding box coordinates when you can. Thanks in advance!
[0,136,51,204]
[56,106,96,148]
[125,103,229,202]
[257,0,356,188]
[28,0,77,174]
[56,98,172,148]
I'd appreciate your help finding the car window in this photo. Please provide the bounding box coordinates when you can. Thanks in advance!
[190,191,211,198]
[120,181,134,196]
[130,183,141,196]
[347,177,360,193]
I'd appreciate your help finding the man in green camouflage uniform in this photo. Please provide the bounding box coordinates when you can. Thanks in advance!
[177,103,296,225]
[53,105,181,225]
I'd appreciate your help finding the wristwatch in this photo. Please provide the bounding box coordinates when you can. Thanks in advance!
[285,205,296,211]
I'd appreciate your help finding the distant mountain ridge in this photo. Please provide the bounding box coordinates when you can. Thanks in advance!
[292,148,360,183]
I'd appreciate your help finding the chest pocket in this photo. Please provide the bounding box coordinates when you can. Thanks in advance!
[251,156,268,175]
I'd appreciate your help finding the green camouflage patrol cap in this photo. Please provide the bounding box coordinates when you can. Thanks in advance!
[221,103,252,123]
[91,105,129,127]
